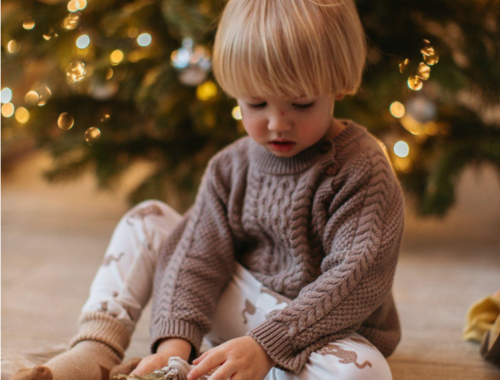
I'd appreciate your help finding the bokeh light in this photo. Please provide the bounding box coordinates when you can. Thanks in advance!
[84,127,101,144]
[2,103,15,118]
[232,106,242,120]
[394,141,410,158]
[1,88,13,104]
[76,34,90,49]
[23,17,35,30]
[196,81,217,101]
[137,33,152,47]
[58,112,75,130]
[15,107,30,123]
[390,101,406,118]
[110,50,124,65]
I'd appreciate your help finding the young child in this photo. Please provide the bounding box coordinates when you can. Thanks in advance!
[13,0,404,379]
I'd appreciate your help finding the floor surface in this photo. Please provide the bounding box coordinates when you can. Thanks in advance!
[2,151,500,379]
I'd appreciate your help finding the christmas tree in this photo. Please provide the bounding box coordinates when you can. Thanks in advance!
[2,0,500,216]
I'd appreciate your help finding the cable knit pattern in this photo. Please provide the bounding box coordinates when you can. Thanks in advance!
[149,120,405,374]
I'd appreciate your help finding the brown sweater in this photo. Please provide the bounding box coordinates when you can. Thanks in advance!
[149,119,405,374]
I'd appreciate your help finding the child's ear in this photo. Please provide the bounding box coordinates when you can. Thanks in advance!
[335,93,345,101]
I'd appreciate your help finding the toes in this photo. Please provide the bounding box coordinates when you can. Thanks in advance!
[13,366,53,380]
[109,358,142,379]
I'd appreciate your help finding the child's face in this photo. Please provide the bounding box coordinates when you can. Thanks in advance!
[236,93,341,157]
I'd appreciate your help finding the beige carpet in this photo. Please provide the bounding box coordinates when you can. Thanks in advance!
[2,150,500,379]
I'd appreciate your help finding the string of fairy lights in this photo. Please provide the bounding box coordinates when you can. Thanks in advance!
[2,1,443,172]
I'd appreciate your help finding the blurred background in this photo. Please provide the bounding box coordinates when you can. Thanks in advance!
[2,0,500,379]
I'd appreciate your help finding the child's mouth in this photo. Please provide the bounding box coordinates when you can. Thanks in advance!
[269,141,296,152]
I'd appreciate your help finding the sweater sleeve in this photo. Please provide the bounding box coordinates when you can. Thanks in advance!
[246,150,405,374]
[149,157,235,359]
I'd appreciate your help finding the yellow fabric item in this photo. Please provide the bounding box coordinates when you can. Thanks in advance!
[463,291,500,343]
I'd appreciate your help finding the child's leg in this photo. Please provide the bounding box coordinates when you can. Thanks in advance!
[13,200,183,380]
[205,262,393,380]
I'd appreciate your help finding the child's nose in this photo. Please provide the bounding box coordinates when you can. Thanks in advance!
[267,114,292,133]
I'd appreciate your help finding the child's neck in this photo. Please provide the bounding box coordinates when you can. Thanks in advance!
[326,117,346,140]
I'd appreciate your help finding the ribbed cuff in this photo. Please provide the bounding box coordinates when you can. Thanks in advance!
[246,319,305,374]
[68,311,131,360]
[150,318,203,360]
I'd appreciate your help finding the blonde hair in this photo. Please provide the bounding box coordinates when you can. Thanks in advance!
[212,0,367,100]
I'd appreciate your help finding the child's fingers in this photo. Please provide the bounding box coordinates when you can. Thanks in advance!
[202,363,235,380]
[192,350,209,364]
[188,351,224,380]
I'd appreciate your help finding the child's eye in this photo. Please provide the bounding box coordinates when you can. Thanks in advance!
[293,102,315,109]
[246,102,315,109]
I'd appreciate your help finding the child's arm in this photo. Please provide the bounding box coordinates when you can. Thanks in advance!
[148,154,236,364]
[246,149,405,374]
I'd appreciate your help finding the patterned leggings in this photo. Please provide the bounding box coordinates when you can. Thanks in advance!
[81,200,393,380]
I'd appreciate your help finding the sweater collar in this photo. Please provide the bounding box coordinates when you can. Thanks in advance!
[249,119,364,175]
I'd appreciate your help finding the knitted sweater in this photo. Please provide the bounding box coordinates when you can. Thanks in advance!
[149,119,405,374]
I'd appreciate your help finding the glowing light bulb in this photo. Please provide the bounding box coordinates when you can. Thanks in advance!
[2,103,15,118]
[137,33,152,47]
[232,106,242,120]
[196,81,217,101]
[110,50,124,65]
[390,102,405,118]
[394,141,410,158]
[15,107,30,123]
[76,34,90,49]
[23,17,35,30]
[1,88,13,104]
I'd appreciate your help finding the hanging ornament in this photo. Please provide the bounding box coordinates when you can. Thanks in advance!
[407,75,423,91]
[84,127,101,144]
[399,59,410,74]
[34,84,52,106]
[416,62,431,80]
[424,53,439,66]
[58,112,74,130]
[23,17,35,30]
[62,13,80,30]
[25,91,39,106]
[420,39,439,65]
[7,40,20,54]
[171,37,212,86]
[66,60,87,83]
[420,39,435,56]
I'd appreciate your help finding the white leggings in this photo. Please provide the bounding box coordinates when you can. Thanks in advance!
[81,200,393,380]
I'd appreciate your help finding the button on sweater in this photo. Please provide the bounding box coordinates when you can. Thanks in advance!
[149,119,405,374]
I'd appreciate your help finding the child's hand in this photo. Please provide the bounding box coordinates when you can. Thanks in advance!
[188,336,276,380]
[128,338,192,378]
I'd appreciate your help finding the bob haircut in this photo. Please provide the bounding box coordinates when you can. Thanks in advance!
[212,0,367,100]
